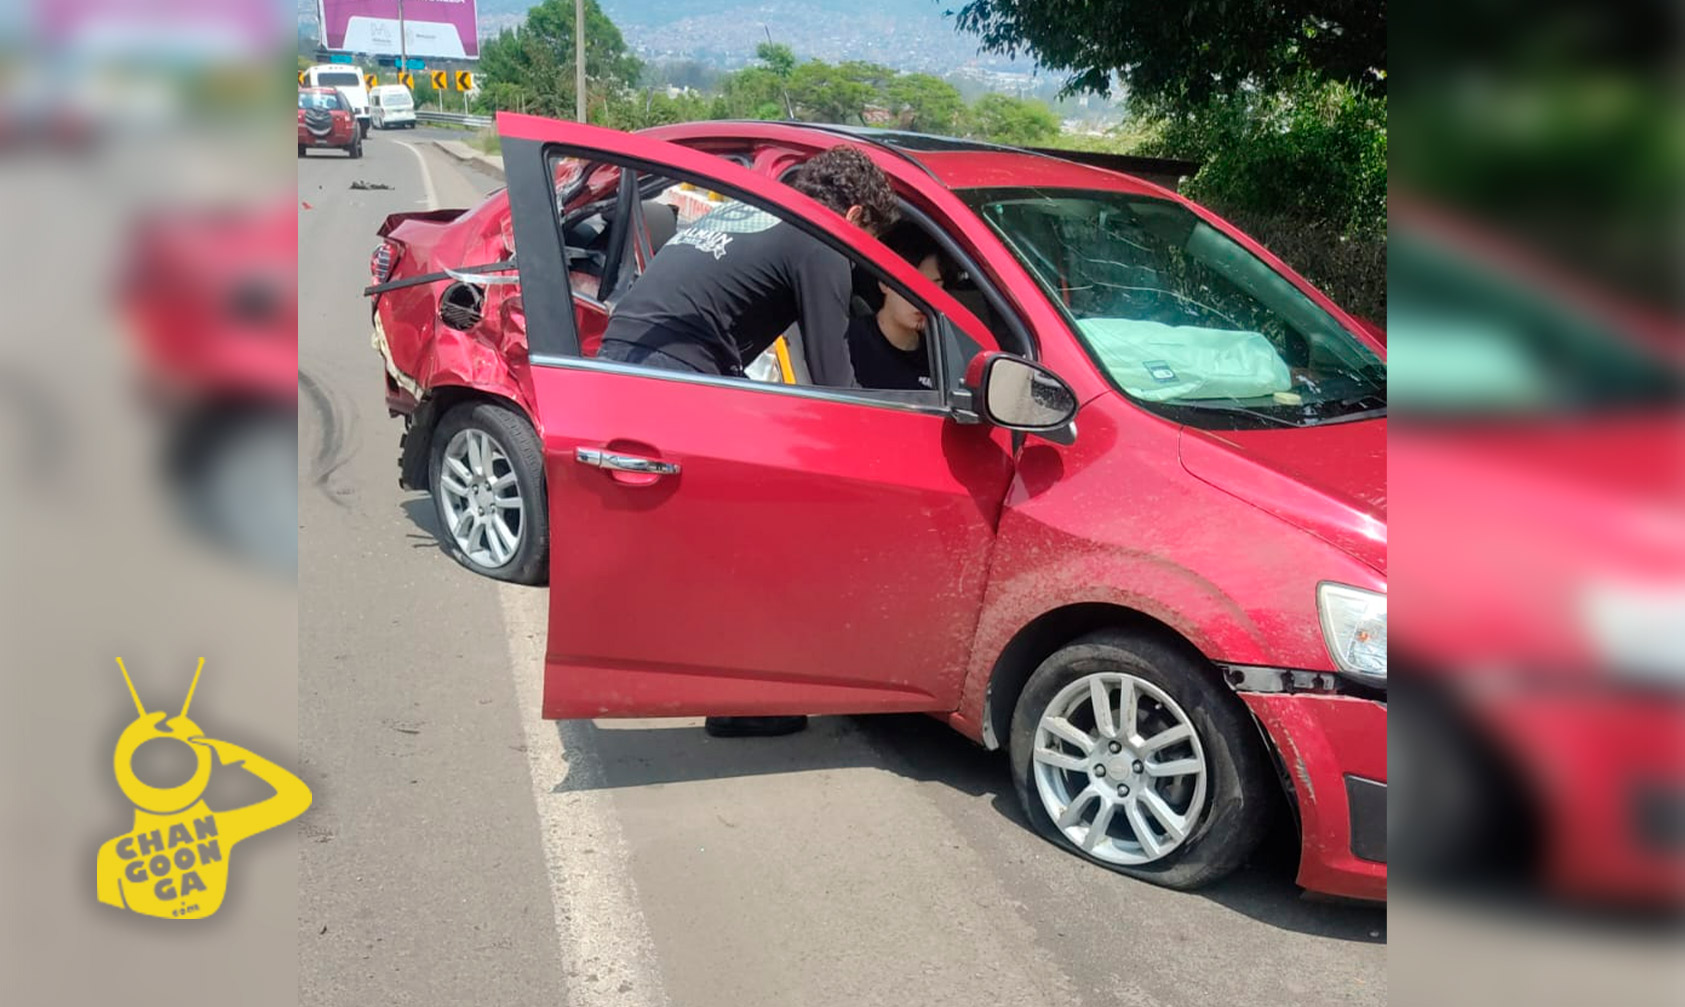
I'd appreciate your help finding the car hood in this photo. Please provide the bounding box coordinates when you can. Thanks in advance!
[1179,418,1387,575]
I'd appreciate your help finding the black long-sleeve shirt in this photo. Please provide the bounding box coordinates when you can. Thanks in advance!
[600,200,857,386]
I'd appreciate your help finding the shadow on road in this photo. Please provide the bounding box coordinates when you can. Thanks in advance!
[400,495,453,558]
[554,712,1386,943]
[392,494,1385,941]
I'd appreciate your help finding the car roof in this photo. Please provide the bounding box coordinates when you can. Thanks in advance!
[643,120,1182,198]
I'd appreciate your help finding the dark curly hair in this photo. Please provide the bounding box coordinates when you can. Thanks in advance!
[789,144,900,234]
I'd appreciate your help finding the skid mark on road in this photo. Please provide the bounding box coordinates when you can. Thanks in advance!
[498,582,671,1007]
[298,368,359,506]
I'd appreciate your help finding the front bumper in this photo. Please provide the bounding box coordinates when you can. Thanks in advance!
[1464,683,1685,905]
[1240,691,1388,901]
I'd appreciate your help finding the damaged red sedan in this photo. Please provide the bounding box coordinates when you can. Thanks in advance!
[365,116,1388,900]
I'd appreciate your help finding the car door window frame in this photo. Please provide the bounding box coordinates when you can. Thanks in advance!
[527,142,997,418]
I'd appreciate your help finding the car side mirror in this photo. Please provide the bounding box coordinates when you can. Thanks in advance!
[966,353,1078,444]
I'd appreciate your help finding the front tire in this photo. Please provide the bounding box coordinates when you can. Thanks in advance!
[427,402,548,584]
[1009,630,1272,890]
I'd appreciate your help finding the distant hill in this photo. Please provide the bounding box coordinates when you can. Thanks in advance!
[475,0,1032,75]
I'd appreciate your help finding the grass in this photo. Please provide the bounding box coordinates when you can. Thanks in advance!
[467,129,502,157]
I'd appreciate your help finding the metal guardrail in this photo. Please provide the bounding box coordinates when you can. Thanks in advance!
[415,110,495,129]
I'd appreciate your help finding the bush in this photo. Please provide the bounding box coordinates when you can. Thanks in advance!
[1141,77,1387,239]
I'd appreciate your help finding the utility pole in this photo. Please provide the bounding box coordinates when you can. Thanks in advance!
[575,0,586,122]
[397,0,407,82]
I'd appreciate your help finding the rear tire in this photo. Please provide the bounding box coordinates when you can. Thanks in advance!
[349,137,363,159]
[427,402,549,585]
[298,144,307,158]
[1009,630,1272,890]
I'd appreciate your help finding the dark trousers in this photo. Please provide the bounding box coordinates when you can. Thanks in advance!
[597,339,727,376]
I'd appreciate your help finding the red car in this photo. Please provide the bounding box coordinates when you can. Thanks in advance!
[298,87,362,159]
[366,116,1389,900]
[122,197,298,569]
[1387,203,1685,906]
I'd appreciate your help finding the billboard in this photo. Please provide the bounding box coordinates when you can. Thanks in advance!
[317,0,479,60]
[38,0,282,58]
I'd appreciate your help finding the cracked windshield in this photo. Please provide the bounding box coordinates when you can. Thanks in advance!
[967,189,1387,427]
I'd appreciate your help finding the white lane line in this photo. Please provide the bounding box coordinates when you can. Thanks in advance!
[416,137,665,1005]
[396,140,439,211]
[499,582,670,1007]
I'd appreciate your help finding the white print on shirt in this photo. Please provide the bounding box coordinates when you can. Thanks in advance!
[673,229,734,260]
[668,199,780,260]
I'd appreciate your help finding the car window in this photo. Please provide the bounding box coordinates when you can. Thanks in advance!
[1387,229,1681,417]
[314,71,362,90]
[298,92,338,111]
[546,151,951,408]
[963,187,1387,429]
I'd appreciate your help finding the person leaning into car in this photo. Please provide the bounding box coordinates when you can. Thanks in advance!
[595,144,900,388]
[595,144,901,739]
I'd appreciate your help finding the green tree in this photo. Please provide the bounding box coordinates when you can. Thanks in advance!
[885,73,965,134]
[1139,76,1386,236]
[752,42,796,117]
[787,60,876,124]
[836,61,895,94]
[953,0,1384,109]
[475,0,641,116]
[964,93,1059,145]
[755,42,797,80]
[722,66,789,119]
[600,87,720,130]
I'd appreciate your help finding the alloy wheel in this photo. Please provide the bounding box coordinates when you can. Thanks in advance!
[438,427,525,569]
[1031,672,1209,865]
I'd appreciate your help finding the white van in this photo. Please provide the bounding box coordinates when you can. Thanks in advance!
[302,64,371,136]
[369,85,416,130]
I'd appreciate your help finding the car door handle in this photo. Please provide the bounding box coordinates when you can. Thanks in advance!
[575,447,680,477]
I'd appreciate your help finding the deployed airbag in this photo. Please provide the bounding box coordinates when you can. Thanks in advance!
[1078,318,1291,402]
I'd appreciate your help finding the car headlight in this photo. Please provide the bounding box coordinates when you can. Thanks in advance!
[1581,581,1685,683]
[1318,583,1387,686]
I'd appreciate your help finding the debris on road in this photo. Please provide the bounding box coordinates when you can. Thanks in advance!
[351,181,393,191]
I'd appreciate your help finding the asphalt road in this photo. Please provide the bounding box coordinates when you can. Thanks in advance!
[296,130,1387,1007]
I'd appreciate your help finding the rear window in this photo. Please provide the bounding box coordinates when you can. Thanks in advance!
[298,91,342,111]
[314,71,362,90]
[383,90,412,107]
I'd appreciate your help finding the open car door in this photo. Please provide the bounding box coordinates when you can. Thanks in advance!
[498,112,1015,720]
